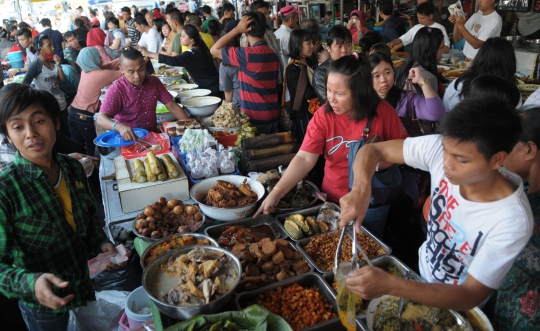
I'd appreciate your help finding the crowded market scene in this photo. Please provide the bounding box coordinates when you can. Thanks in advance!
[0,0,539,330]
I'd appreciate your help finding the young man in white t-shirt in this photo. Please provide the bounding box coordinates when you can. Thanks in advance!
[388,2,449,53]
[450,0,502,60]
[339,97,533,310]
[134,16,163,54]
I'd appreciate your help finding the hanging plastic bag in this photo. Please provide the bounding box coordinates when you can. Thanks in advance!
[335,262,357,331]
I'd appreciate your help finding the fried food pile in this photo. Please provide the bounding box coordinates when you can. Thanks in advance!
[204,179,258,208]
[217,225,275,248]
[160,248,237,307]
[210,101,249,128]
[231,238,310,292]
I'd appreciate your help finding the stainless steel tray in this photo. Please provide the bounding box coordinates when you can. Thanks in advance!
[274,203,341,241]
[323,255,424,319]
[140,233,219,269]
[295,226,392,277]
[204,214,287,245]
[272,180,321,214]
[235,272,368,331]
[366,295,473,331]
[235,241,314,294]
[131,200,206,243]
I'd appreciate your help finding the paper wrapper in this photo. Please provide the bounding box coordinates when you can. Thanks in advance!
[448,0,466,18]
[88,244,129,278]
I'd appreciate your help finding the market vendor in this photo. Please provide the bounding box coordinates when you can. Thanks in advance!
[0,84,129,330]
[339,98,533,311]
[255,54,407,239]
[97,47,189,141]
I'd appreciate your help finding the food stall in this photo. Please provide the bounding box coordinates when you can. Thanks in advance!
[92,62,495,331]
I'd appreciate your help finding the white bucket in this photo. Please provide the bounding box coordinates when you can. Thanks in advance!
[124,286,152,329]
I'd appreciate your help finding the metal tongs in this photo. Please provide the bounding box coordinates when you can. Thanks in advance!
[397,270,412,331]
[334,220,373,275]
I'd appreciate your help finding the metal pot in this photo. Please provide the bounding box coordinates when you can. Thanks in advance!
[503,35,524,49]
[93,138,120,160]
[525,39,540,52]
[142,246,241,320]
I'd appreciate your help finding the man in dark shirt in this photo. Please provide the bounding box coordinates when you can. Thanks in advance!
[38,18,64,61]
[64,31,84,74]
[379,0,406,44]
[72,19,89,47]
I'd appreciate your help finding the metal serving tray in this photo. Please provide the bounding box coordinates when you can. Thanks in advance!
[139,233,219,269]
[275,203,341,241]
[204,214,287,244]
[235,272,368,331]
[295,226,392,277]
[234,240,314,294]
[323,255,424,319]
[272,180,321,214]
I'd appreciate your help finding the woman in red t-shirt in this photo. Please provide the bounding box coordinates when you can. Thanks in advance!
[255,54,407,238]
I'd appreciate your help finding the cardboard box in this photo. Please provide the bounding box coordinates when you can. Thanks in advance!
[114,152,189,213]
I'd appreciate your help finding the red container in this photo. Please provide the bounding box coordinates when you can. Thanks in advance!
[216,134,237,147]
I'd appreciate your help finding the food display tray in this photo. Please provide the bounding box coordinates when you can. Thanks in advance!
[295,226,392,277]
[272,181,321,215]
[323,255,424,319]
[131,199,206,243]
[139,233,219,269]
[274,203,341,241]
[235,272,368,331]
[114,153,189,213]
[204,214,287,243]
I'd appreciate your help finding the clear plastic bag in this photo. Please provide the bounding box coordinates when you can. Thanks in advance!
[335,262,357,331]
[204,162,219,178]
[191,159,205,179]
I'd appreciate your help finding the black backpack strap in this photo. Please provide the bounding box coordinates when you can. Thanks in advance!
[362,117,374,139]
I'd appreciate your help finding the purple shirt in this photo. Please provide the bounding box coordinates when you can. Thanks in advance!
[100,75,173,132]
[395,93,445,122]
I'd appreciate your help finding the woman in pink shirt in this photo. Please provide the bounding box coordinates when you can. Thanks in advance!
[69,47,122,156]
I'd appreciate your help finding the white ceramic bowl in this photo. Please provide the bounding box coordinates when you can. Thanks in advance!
[181,96,222,117]
[167,83,198,92]
[178,89,212,102]
[190,175,265,221]
[201,117,241,136]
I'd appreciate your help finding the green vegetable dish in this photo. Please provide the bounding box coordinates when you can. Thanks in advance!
[164,305,293,331]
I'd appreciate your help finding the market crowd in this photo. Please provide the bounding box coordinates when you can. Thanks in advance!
[0,0,539,330]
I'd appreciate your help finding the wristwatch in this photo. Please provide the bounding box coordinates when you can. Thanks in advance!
[418,78,430,88]
[17,68,21,73]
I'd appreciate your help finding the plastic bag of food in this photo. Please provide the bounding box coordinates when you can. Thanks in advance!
[191,160,205,179]
[335,262,357,331]
[204,162,219,178]
[220,158,235,174]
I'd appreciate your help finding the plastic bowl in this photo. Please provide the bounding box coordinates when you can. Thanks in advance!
[181,96,222,117]
[178,89,212,102]
[190,175,265,221]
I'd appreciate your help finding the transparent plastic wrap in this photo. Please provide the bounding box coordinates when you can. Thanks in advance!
[220,151,235,174]
[335,262,357,331]
[235,123,257,146]
[191,159,205,179]
[204,160,219,178]
[315,192,341,231]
